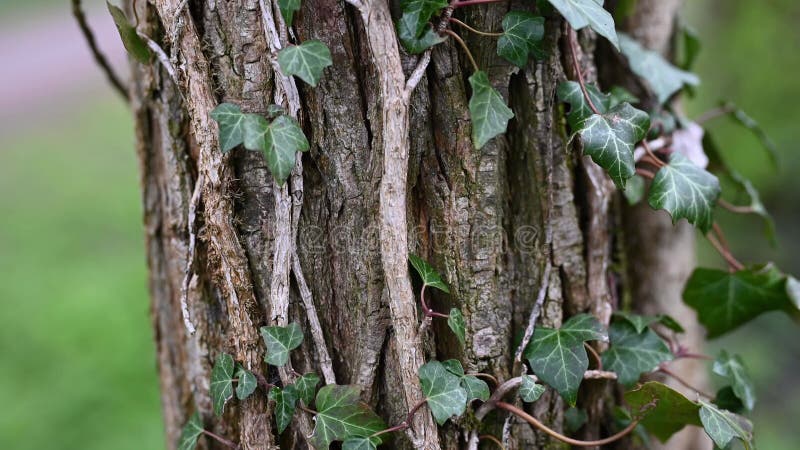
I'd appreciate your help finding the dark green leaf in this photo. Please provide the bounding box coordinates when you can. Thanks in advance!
[712,351,755,411]
[441,359,465,377]
[657,314,685,333]
[683,264,800,338]
[648,152,720,233]
[623,174,646,205]
[177,412,204,450]
[408,254,450,293]
[418,361,468,424]
[601,321,672,386]
[564,408,588,433]
[612,311,659,334]
[714,386,745,414]
[678,23,701,71]
[398,0,448,37]
[311,385,386,449]
[468,71,514,149]
[699,401,753,449]
[278,0,301,25]
[260,322,304,366]
[523,314,606,405]
[546,0,619,49]
[624,381,702,443]
[497,12,545,67]
[618,33,700,104]
[210,103,247,153]
[448,308,465,345]
[277,40,333,87]
[235,366,257,400]
[244,114,309,185]
[294,372,321,405]
[342,437,378,450]
[519,375,545,403]
[462,375,490,402]
[609,86,639,107]
[578,102,650,188]
[269,386,298,434]
[397,15,445,54]
[210,353,235,416]
[107,2,150,63]
[557,81,611,129]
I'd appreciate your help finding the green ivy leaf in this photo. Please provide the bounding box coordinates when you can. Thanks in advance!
[657,314,685,333]
[648,152,720,233]
[342,437,378,450]
[715,386,745,414]
[677,23,701,71]
[397,15,446,54]
[683,264,800,338]
[546,0,619,50]
[177,412,204,450]
[713,351,756,411]
[699,400,754,449]
[519,375,545,403]
[398,0,448,37]
[447,308,465,345]
[269,386,298,434]
[609,86,639,107]
[564,408,588,433]
[277,40,333,87]
[557,81,611,130]
[235,366,257,400]
[624,381,702,443]
[523,314,606,405]
[497,12,545,67]
[468,71,514,149]
[210,103,247,153]
[601,320,672,387]
[106,2,150,64]
[260,322,304,366]
[441,359,465,377]
[244,114,309,185]
[623,174,645,205]
[618,33,700,104]
[578,102,649,189]
[277,0,301,25]
[210,353,235,416]
[408,254,450,293]
[612,311,659,334]
[462,375,490,402]
[294,372,321,405]
[418,361,468,424]
[310,385,386,449]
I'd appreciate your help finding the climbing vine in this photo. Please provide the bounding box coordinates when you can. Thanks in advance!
[94,0,800,448]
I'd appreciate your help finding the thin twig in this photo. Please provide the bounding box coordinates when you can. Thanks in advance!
[449,18,503,37]
[371,399,429,438]
[139,32,179,83]
[718,198,755,214]
[404,51,432,99]
[641,140,666,168]
[695,104,737,126]
[658,365,714,399]
[583,342,603,370]
[566,25,600,115]
[468,372,499,386]
[479,434,506,449]
[706,230,745,272]
[443,29,479,72]
[180,173,205,335]
[202,429,240,450]
[636,168,656,179]
[513,263,551,374]
[71,0,129,101]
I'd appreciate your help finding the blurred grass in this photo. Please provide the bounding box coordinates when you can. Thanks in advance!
[0,96,164,449]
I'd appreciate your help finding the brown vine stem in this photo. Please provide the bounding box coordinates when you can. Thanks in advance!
[443,29,479,72]
[479,434,506,449]
[583,342,603,370]
[201,430,240,450]
[370,398,429,438]
[495,401,641,447]
[449,18,503,37]
[718,198,755,214]
[636,168,656,179]
[566,25,601,115]
[469,372,499,386]
[71,0,129,101]
[695,104,737,126]
[658,365,714,399]
[706,229,745,272]
[641,140,666,168]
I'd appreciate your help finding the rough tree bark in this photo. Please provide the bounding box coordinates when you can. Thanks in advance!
[126,0,704,448]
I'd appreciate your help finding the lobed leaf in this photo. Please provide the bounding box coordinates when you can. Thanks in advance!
[261,322,304,366]
[210,103,247,152]
[342,437,378,450]
[310,385,386,449]
[624,381,702,443]
[519,375,545,403]
[210,353,235,416]
[278,0,301,25]
[269,386,298,434]
[618,33,700,104]
[461,375,490,402]
[244,114,309,185]
[418,361,468,425]
[601,320,672,386]
[235,366,258,400]
[648,152,720,233]
[713,351,756,411]
[699,401,754,449]
[468,71,514,149]
[408,254,450,292]
[277,40,333,87]
[447,308,465,345]
[546,0,619,49]
[557,81,611,129]
[177,412,204,450]
[497,12,545,67]
[293,372,321,405]
[397,14,445,54]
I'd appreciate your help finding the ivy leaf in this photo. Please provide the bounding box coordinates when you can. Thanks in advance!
[408,254,450,293]
[624,381,702,443]
[564,408,588,433]
[310,385,386,449]
[546,0,619,50]
[699,401,754,449]
[235,366,258,400]
[277,40,333,87]
[609,86,639,107]
[210,103,247,153]
[269,386,298,434]
[294,372,321,405]
[715,386,745,414]
[648,152,720,233]
[523,314,606,405]
[618,33,700,104]
[210,353,235,416]
[578,102,650,189]
[418,361,468,425]
[260,322,304,366]
[342,437,378,450]
[678,22,701,71]
[107,2,150,64]
[397,15,446,54]
[656,314,685,333]
[441,359,465,377]
[277,0,301,25]
[713,351,756,411]
[177,412,204,450]
[623,174,645,205]
[602,320,672,386]
[398,0,448,37]
[557,81,611,129]
[519,375,545,403]
[462,375,490,402]
[244,114,309,185]
[448,308,465,345]
[497,12,545,67]
[468,71,514,149]
[683,264,800,338]
[612,311,659,334]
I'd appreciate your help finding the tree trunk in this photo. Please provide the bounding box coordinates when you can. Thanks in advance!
[127,0,701,448]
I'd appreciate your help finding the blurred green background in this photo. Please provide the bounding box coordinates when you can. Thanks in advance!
[0,1,797,449]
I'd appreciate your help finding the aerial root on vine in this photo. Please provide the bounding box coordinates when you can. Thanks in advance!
[71,0,129,101]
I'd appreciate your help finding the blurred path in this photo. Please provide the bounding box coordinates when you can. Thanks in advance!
[0,4,127,134]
